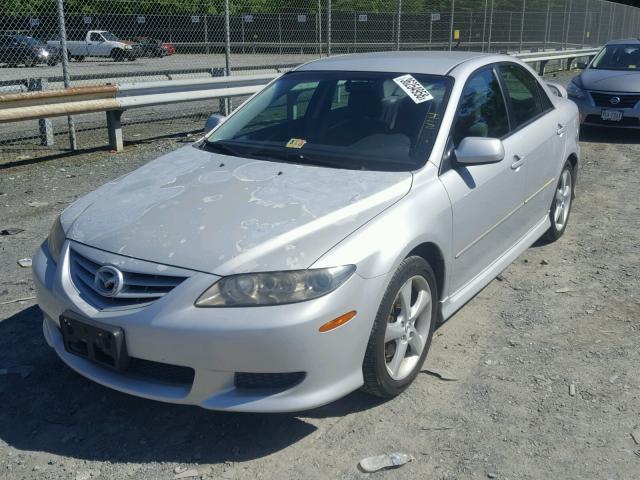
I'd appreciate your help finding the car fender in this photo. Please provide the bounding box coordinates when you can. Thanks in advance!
[311,162,453,294]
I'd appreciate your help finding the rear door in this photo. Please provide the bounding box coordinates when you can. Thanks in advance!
[497,63,559,222]
[440,66,529,294]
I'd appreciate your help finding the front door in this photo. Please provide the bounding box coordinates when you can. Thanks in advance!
[440,66,529,295]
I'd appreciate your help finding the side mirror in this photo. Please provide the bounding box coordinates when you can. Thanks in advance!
[454,137,505,165]
[546,82,568,99]
[576,61,588,69]
[204,114,225,132]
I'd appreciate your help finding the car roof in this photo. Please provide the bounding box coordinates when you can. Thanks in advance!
[296,51,501,76]
[605,38,640,46]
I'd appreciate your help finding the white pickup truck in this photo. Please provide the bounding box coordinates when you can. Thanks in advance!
[47,30,138,62]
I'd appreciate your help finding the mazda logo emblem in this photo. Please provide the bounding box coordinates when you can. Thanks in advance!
[609,96,621,105]
[94,265,124,297]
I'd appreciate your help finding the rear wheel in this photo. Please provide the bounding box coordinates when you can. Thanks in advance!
[23,56,35,67]
[362,256,437,398]
[543,161,574,242]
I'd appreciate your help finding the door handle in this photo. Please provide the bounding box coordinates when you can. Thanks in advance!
[556,123,566,135]
[511,155,525,170]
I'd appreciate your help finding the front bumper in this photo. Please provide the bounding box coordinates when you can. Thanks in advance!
[32,240,386,412]
[570,93,640,129]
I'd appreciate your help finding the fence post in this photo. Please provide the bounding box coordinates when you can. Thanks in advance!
[396,0,402,51]
[55,0,77,151]
[481,0,488,52]
[223,0,231,115]
[278,13,283,55]
[544,0,551,50]
[487,0,494,52]
[469,11,473,47]
[448,0,455,51]
[581,0,589,47]
[429,11,433,47]
[28,78,54,146]
[354,12,357,53]
[519,0,526,52]
[317,0,323,56]
[565,0,573,49]
[204,13,209,54]
[608,3,614,42]
[327,0,332,56]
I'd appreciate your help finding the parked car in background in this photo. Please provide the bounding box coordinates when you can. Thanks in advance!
[132,37,168,57]
[568,39,640,128]
[0,34,60,67]
[47,30,138,62]
[33,52,579,413]
[162,41,175,56]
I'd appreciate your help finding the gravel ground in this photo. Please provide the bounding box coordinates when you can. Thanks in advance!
[0,76,639,480]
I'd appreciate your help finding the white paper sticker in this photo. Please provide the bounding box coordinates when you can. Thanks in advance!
[393,74,434,104]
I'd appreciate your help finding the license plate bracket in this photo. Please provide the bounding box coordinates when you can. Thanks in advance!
[60,311,129,371]
[601,109,623,122]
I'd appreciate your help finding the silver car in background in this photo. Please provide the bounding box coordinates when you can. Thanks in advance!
[568,39,640,128]
[33,52,579,412]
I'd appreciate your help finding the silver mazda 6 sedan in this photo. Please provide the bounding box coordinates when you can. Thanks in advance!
[33,52,579,412]
[568,39,640,128]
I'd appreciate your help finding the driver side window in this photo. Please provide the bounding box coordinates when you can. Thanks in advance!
[90,33,102,42]
[452,68,509,146]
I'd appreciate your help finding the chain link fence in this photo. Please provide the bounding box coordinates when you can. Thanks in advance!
[2,0,640,162]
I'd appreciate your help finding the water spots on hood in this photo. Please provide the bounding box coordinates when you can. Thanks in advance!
[233,162,282,182]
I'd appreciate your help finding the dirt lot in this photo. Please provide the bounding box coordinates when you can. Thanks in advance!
[1,116,639,478]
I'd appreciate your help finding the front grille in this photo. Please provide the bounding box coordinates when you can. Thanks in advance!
[69,249,186,309]
[584,114,640,127]
[127,358,195,386]
[589,92,640,108]
[234,372,306,390]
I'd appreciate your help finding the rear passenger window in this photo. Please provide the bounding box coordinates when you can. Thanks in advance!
[499,64,544,127]
[452,68,509,146]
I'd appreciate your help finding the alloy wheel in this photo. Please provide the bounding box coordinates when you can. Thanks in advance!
[554,168,572,231]
[384,275,432,381]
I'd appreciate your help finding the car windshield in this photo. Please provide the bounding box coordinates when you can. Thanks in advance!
[203,70,452,171]
[101,32,118,41]
[591,45,640,71]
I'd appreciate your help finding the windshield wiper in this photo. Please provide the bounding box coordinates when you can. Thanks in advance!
[288,152,354,169]
[199,140,242,158]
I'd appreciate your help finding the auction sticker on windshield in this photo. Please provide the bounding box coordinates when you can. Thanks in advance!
[286,138,307,148]
[393,74,434,103]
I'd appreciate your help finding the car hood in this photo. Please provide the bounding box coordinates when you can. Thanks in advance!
[62,145,413,275]
[578,69,640,92]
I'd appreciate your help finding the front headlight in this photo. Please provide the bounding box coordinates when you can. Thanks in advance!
[195,265,356,307]
[124,45,132,50]
[567,80,586,99]
[47,215,65,264]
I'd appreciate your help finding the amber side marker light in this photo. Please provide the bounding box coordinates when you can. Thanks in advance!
[319,310,357,333]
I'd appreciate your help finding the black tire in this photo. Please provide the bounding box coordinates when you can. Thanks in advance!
[111,49,125,62]
[362,256,438,398]
[543,160,575,243]
[47,60,59,67]
[23,56,36,67]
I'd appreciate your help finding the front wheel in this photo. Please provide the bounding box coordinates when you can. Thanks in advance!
[543,161,574,242]
[362,256,437,398]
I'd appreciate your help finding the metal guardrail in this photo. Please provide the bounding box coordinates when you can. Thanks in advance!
[0,48,600,153]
